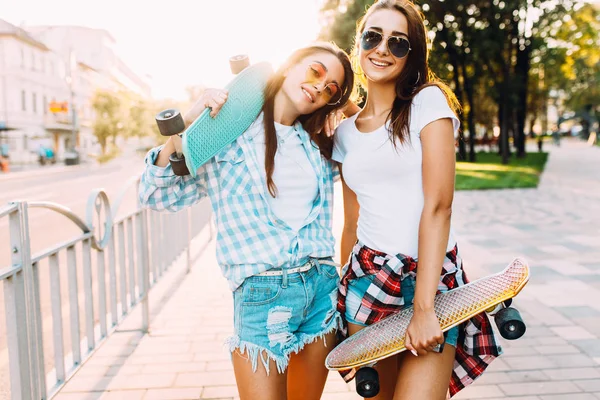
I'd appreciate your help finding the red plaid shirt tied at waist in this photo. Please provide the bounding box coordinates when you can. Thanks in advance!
[337,241,503,397]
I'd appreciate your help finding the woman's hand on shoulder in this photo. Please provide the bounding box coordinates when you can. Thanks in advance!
[183,88,229,124]
[322,109,345,137]
[321,101,361,137]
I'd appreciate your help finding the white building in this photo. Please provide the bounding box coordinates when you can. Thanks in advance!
[0,20,152,165]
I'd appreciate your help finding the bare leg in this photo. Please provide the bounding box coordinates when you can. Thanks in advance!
[349,322,399,400]
[393,344,455,400]
[287,331,337,400]
[232,349,288,400]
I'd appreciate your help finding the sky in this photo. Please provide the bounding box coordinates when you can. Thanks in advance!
[0,0,325,100]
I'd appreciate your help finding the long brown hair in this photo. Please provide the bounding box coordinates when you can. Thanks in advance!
[262,43,354,197]
[352,0,460,146]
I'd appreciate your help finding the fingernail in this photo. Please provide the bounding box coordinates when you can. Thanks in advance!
[411,350,418,357]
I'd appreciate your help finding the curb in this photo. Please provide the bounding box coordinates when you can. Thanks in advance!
[0,164,91,182]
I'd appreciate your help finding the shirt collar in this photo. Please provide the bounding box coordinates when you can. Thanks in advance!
[247,112,305,141]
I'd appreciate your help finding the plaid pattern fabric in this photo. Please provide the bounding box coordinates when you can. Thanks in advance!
[139,116,337,291]
[337,241,502,397]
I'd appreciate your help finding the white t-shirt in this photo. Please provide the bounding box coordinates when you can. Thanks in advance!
[254,121,319,232]
[331,86,460,257]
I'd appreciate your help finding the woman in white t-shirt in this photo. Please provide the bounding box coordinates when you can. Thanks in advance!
[331,1,502,399]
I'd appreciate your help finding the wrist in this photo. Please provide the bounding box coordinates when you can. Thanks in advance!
[413,299,435,313]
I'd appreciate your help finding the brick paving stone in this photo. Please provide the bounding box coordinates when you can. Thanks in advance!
[143,388,203,400]
[539,395,597,400]
[53,393,104,400]
[201,386,239,399]
[534,345,582,355]
[452,385,505,398]
[550,327,597,341]
[174,371,237,388]
[546,354,597,368]
[499,381,582,396]
[141,362,208,374]
[106,373,176,390]
[542,368,600,381]
[503,356,559,370]
[574,379,600,392]
[505,370,550,383]
[99,390,146,400]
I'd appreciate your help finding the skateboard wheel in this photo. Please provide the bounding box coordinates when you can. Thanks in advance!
[230,54,250,75]
[169,152,190,176]
[355,367,380,398]
[156,109,185,136]
[495,307,526,340]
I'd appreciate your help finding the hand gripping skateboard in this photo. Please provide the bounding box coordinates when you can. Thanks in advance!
[155,55,273,176]
[326,257,530,398]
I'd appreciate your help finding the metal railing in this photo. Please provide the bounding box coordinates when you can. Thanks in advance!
[0,176,212,400]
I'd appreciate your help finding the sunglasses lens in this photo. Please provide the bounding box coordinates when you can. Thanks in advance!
[389,37,411,58]
[324,84,342,105]
[361,30,383,51]
[307,63,326,84]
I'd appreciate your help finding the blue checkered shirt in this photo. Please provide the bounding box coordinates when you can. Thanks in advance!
[139,117,337,291]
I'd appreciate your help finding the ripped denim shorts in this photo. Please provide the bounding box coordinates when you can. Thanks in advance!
[227,258,341,375]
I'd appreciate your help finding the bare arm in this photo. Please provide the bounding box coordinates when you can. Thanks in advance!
[404,117,456,356]
[339,164,360,265]
[413,118,456,312]
[154,88,229,167]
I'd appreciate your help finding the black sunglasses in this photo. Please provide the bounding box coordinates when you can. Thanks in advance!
[360,30,411,59]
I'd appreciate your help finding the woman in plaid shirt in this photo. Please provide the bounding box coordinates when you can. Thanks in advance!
[331,1,502,399]
[139,43,355,399]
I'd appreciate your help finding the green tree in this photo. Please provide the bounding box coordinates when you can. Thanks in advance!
[91,90,124,155]
[124,94,160,139]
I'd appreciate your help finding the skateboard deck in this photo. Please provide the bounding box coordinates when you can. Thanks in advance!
[326,257,530,371]
[181,62,273,177]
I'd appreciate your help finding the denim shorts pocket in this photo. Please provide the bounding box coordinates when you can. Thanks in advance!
[347,274,375,292]
[321,263,340,280]
[241,281,282,306]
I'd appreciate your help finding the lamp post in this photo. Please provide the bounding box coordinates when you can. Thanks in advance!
[65,49,79,165]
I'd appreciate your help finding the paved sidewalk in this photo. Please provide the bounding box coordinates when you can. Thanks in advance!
[55,139,600,400]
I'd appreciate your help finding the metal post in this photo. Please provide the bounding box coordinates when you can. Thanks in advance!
[186,208,192,273]
[67,49,79,164]
[137,209,151,332]
[8,202,47,399]
[19,202,46,399]
[5,204,32,400]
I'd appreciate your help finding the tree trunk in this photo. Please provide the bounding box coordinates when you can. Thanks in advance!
[461,56,477,162]
[515,42,531,158]
[500,64,511,165]
[449,51,467,161]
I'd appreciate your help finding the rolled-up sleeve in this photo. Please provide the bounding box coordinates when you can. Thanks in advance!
[138,146,209,212]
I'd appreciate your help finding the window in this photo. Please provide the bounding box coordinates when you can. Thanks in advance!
[33,93,37,113]
[21,90,26,111]
[21,48,25,68]
[43,96,47,115]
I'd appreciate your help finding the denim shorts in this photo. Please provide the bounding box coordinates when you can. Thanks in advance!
[345,274,459,348]
[227,258,341,374]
